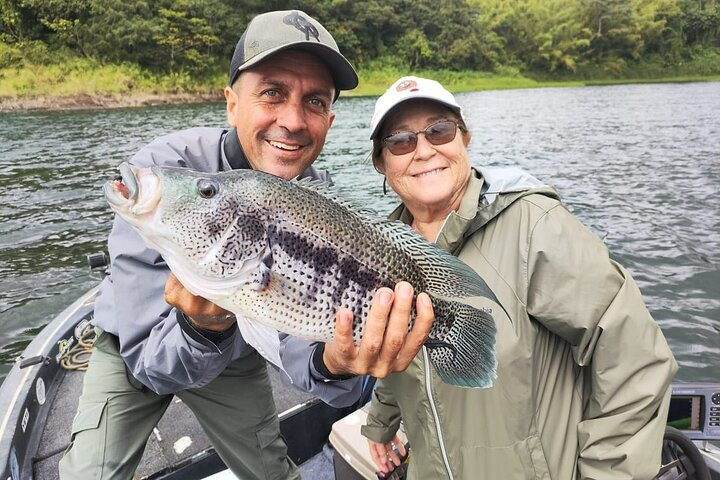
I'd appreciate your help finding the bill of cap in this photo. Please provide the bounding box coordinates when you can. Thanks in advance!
[234,42,358,91]
[369,76,463,139]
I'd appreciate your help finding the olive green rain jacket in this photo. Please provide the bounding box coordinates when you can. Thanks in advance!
[361,168,678,480]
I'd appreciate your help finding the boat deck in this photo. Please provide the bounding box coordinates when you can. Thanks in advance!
[33,360,336,479]
[5,285,719,480]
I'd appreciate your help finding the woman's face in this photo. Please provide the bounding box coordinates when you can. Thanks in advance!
[379,100,472,220]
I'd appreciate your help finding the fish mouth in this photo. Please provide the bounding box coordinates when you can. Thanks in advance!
[104,162,161,216]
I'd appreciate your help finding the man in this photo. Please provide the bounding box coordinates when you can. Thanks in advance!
[59,10,433,480]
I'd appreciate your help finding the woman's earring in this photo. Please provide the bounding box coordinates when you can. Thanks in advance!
[383,177,388,195]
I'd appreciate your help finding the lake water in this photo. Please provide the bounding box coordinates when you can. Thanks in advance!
[1,82,718,386]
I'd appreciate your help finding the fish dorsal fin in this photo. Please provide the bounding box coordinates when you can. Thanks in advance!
[376,220,501,304]
[292,177,379,217]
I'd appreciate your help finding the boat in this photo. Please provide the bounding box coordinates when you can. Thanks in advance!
[1,254,719,480]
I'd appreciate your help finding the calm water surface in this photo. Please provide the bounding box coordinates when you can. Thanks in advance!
[1,82,718,385]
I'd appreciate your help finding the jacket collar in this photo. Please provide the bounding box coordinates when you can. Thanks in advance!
[222,128,251,171]
[389,168,559,254]
[388,170,484,253]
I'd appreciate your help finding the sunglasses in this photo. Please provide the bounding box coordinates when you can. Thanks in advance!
[382,120,461,156]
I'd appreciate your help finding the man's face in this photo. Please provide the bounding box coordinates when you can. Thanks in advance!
[224,50,336,180]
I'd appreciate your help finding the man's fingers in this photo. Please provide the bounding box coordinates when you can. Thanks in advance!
[356,288,393,367]
[388,282,414,325]
[322,309,358,375]
[164,273,230,318]
[374,282,414,368]
[394,292,434,370]
[332,308,356,349]
[164,273,181,302]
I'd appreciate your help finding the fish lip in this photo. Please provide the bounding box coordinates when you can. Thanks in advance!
[120,162,139,200]
[104,163,161,215]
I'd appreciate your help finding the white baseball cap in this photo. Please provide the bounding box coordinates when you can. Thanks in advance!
[369,76,463,139]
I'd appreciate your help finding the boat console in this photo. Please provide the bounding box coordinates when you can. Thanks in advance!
[668,384,720,441]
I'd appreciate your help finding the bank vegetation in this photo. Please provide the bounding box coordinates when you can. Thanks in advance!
[1,0,719,109]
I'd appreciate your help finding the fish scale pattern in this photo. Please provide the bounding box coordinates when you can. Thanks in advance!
[109,166,500,388]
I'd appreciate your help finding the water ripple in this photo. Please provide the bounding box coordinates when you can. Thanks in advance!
[1,84,718,384]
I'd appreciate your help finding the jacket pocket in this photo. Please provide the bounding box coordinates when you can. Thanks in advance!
[458,435,550,480]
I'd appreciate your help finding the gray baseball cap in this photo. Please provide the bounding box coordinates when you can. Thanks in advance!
[228,10,358,97]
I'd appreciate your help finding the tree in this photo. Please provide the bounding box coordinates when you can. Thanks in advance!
[680,0,720,45]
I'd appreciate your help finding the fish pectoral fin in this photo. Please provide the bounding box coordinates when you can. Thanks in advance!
[235,317,284,372]
[255,255,274,292]
[261,247,273,269]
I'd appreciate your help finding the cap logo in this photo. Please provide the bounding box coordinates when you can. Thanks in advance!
[396,79,418,92]
[283,12,319,41]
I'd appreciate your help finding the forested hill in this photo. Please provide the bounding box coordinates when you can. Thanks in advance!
[1,0,719,101]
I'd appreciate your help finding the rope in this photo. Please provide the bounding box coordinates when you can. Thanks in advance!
[59,321,97,371]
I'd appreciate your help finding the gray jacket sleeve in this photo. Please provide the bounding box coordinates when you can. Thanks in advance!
[279,335,363,407]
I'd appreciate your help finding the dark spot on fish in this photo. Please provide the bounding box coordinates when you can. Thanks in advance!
[262,251,273,269]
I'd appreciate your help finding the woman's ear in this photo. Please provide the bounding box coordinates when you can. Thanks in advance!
[373,157,386,175]
[463,130,472,147]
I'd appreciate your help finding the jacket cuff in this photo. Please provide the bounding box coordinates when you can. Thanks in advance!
[176,310,237,350]
[360,424,397,444]
[312,343,354,381]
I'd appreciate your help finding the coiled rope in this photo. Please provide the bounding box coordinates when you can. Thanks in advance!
[59,321,97,371]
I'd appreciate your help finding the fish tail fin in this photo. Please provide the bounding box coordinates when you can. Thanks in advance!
[425,297,497,388]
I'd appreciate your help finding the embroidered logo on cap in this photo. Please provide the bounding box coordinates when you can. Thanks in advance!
[284,12,319,41]
[396,79,419,93]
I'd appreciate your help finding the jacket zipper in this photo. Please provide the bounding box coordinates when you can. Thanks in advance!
[422,346,455,480]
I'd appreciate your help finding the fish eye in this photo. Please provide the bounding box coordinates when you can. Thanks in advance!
[197,179,219,199]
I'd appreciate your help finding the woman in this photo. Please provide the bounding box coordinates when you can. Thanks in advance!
[360,76,677,480]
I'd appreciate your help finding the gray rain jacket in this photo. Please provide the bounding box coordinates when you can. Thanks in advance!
[94,127,362,403]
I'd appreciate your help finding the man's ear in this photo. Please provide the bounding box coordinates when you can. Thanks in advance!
[224,86,238,127]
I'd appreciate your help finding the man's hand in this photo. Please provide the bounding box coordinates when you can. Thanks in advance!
[322,281,434,378]
[164,273,235,332]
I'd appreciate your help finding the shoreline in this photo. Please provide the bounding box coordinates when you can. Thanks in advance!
[0,92,225,113]
[2,76,718,113]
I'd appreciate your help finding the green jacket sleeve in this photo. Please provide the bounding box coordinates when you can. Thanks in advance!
[361,379,403,444]
[526,203,678,480]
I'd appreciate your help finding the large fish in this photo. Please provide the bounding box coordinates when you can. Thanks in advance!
[104,163,499,388]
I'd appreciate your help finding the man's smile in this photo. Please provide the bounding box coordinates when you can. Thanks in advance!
[268,140,302,151]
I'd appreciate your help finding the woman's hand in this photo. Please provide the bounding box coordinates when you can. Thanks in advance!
[368,435,407,476]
